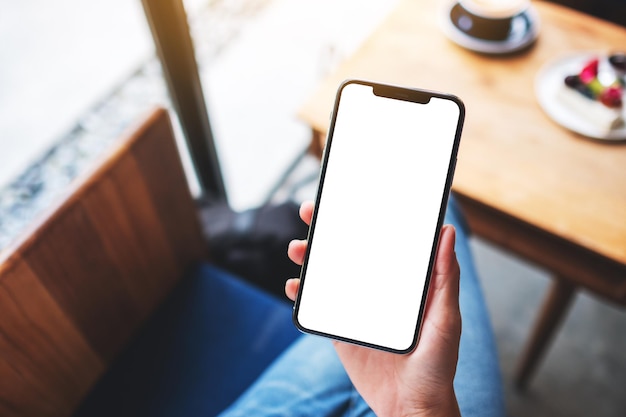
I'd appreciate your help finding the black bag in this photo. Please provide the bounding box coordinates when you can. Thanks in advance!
[199,199,309,298]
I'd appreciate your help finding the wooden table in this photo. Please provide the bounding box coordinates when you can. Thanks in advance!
[298,0,626,388]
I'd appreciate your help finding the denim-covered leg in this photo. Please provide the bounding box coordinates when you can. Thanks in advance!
[221,198,504,417]
[218,334,367,417]
[445,197,507,417]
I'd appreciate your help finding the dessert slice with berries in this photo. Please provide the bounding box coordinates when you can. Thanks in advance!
[556,54,625,133]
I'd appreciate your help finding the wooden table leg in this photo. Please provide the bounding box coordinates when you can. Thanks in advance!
[514,278,577,390]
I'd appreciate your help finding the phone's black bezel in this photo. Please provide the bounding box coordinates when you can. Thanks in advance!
[293,79,466,354]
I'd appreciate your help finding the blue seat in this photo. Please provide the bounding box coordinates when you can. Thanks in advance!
[74,264,301,417]
[74,197,504,417]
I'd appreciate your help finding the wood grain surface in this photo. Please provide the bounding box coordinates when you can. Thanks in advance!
[298,0,626,279]
[0,108,208,416]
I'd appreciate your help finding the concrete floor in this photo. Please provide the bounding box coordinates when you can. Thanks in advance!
[474,238,626,417]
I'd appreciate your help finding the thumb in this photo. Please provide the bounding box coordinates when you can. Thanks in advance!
[419,225,462,351]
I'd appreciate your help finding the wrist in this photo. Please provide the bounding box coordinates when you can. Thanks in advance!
[402,389,461,417]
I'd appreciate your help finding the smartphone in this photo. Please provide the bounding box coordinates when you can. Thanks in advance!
[293,79,465,354]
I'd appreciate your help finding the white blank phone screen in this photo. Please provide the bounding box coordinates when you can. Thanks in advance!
[296,83,461,352]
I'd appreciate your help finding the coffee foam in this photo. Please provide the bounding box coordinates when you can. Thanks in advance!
[459,0,529,18]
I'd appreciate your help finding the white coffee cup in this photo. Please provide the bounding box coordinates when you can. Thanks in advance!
[459,0,530,19]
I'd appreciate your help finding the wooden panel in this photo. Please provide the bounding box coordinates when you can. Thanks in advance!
[80,154,179,326]
[131,113,208,273]
[24,202,143,361]
[0,107,209,417]
[0,260,104,417]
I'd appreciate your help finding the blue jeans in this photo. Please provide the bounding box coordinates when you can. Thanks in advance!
[219,199,506,417]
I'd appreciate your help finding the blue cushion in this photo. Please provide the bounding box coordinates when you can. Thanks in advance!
[74,264,301,417]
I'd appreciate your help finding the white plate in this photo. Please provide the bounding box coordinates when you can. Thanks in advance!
[535,53,626,141]
[440,2,540,55]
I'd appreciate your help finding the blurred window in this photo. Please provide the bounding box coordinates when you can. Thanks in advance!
[0,0,155,249]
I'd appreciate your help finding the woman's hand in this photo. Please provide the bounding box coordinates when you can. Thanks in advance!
[286,201,462,417]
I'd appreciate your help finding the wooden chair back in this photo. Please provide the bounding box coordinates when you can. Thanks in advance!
[0,108,208,417]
